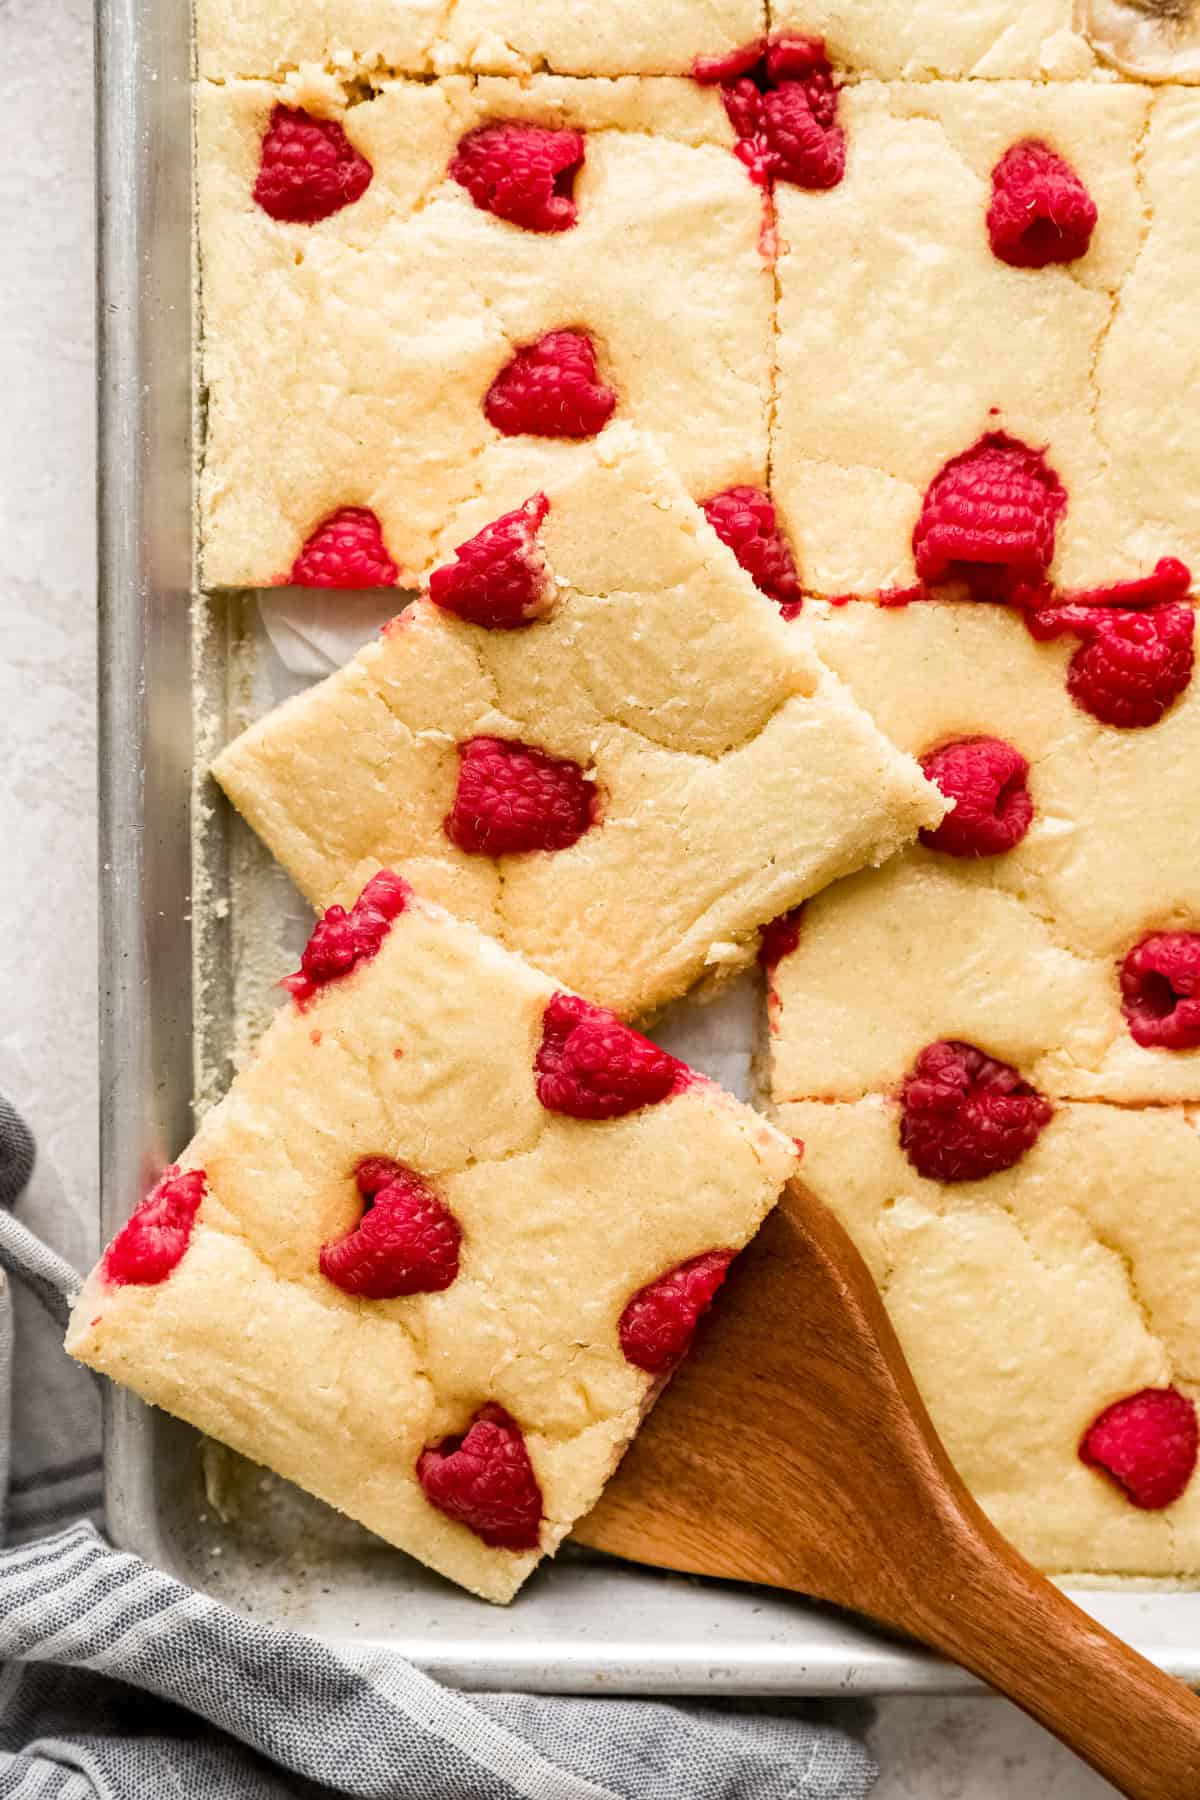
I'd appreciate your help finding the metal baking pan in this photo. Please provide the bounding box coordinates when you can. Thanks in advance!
[96,0,1200,1690]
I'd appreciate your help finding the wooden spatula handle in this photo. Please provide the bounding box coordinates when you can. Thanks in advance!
[907,1501,1200,1800]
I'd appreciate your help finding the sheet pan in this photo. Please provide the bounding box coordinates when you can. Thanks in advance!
[95,0,1200,1690]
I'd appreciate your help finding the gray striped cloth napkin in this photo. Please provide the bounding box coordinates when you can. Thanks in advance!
[0,1092,878,1800]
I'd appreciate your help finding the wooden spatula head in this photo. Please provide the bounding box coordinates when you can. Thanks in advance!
[576,1177,961,1616]
[574,1178,1200,1800]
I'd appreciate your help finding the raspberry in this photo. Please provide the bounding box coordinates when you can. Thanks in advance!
[1120,933,1200,1051]
[1037,557,1193,617]
[912,434,1067,599]
[899,1040,1053,1183]
[1024,560,1193,639]
[282,870,411,1005]
[354,1156,408,1198]
[484,330,616,440]
[444,737,598,856]
[619,1251,736,1374]
[702,486,802,612]
[102,1166,206,1287]
[695,34,845,193]
[879,583,926,607]
[987,140,1098,271]
[1080,1387,1198,1510]
[693,40,768,82]
[417,1404,543,1550]
[289,508,399,589]
[918,737,1033,858]
[450,122,585,233]
[721,79,771,161]
[765,34,840,104]
[428,494,552,630]
[535,991,688,1121]
[760,83,846,191]
[253,106,373,224]
[1066,604,1194,730]
[320,1161,460,1299]
[1020,561,1195,727]
[757,906,804,973]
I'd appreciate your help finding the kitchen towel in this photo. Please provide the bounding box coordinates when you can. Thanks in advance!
[0,1080,102,1548]
[0,1092,878,1800]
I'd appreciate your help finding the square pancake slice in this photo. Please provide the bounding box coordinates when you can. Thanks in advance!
[68,882,798,1602]
[212,431,945,1021]
[196,0,765,81]
[766,598,1200,1107]
[778,1097,1200,1577]
[198,72,772,587]
[772,82,1200,598]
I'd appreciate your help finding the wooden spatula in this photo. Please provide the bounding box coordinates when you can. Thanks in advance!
[575,1178,1200,1799]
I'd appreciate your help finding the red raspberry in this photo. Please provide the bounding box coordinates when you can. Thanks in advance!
[450,122,585,233]
[899,1040,1053,1183]
[1021,561,1194,727]
[535,991,688,1120]
[702,486,802,612]
[1030,558,1193,620]
[428,494,551,630]
[619,1251,736,1374]
[102,1166,206,1287]
[879,583,926,608]
[253,106,373,224]
[760,83,846,191]
[987,140,1098,271]
[1080,1387,1198,1510]
[697,35,845,193]
[918,737,1033,858]
[289,508,399,589]
[354,1156,409,1199]
[765,34,840,105]
[484,330,617,440]
[720,77,771,160]
[320,1161,460,1299]
[1065,604,1194,730]
[444,737,598,856]
[913,434,1067,599]
[282,870,411,1006]
[693,40,768,82]
[757,905,804,972]
[1120,933,1200,1051]
[417,1404,543,1550]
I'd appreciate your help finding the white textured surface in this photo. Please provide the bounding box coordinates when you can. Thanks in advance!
[0,0,97,1209]
[0,2,1119,1788]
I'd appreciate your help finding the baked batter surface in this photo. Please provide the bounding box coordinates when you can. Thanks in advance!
[214,434,943,1021]
[70,889,797,1601]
